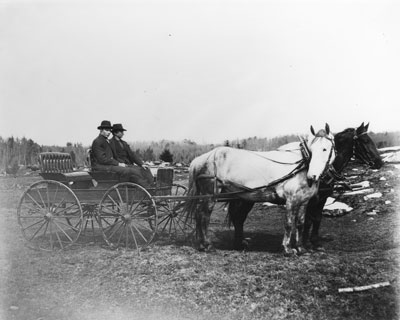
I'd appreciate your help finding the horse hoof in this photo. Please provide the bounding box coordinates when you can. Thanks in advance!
[233,239,249,251]
[234,239,250,251]
[242,239,250,251]
[303,242,312,250]
[312,245,326,252]
[320,235,334,242]
[296,246,307,255]
[283,248,298,257]
[199,243,215,253]
[205,245,216,253]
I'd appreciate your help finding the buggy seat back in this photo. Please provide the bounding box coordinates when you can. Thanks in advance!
[39,152,74,173]
[38,152,92,185]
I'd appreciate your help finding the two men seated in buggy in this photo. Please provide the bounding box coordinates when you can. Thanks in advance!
[91,120,154,188]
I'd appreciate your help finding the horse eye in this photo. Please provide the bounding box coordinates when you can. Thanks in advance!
[323,148,327,151]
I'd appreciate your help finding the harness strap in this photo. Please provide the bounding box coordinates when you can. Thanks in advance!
[261,160,308,189]
[299,136,311,163]
[217,159,308,194]
[202,134,332,195]
[251,151,304,165]
[320,164,346,185]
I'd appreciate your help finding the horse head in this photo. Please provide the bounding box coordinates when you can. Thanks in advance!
[307,123,336,186]
[353,122,383,169]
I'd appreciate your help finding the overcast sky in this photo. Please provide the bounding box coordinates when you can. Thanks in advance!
[0,0,399,146]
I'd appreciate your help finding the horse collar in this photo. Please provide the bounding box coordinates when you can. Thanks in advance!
[299,138,311,163]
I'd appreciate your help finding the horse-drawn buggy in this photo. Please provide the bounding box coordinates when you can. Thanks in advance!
[16,123,382,255]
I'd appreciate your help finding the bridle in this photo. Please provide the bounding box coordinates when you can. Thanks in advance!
[308,134,337,183]
[352,130,376,167]
[321,128,374,185]
[302,134,336,173]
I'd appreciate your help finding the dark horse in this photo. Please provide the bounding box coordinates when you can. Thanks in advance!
[303,122,383,249]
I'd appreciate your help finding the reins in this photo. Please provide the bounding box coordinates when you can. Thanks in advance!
[228,135,331,191]
[319,138,336,182]
[201,137,317,195]
[197,132,337,197]
[251,153,304,165]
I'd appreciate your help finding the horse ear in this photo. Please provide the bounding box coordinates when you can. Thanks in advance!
[310,125,316,136]
[325,123,330,135]
[364,122,369,131]
[356,122,364,135]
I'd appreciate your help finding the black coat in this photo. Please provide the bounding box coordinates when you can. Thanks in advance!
[109,136,143,166]
[91,134,119,166]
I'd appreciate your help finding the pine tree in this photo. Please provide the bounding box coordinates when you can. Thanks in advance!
[159,148,173,163]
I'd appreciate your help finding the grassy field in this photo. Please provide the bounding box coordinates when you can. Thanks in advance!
[0,163,399,320]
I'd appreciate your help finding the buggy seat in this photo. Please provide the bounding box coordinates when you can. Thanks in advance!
[39,152,92,186]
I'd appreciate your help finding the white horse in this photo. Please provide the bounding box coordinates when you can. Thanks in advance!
[185,124,335,255]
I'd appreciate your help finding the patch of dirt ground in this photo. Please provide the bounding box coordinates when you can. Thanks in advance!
[0,163,399,320]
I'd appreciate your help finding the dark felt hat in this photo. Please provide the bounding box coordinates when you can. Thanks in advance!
[112,123,127,132]
[97,120,112,130]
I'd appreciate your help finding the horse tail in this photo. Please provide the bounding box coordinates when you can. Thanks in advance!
[183,148,219,225]
[226,203,233,227]
[183,166,200,224]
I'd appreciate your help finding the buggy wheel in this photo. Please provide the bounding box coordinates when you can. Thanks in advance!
[17,180,83,251]
[98,182,157,251]
[156,184,194,238]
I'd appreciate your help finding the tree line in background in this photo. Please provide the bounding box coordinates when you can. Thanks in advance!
[1,131,400,173]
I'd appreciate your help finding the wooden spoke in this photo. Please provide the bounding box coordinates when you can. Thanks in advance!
[36,188,47,210]
[155,184,192,239]
[98,182,157,251]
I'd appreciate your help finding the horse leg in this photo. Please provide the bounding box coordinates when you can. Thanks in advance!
[228,200,254,250]
[294,204,307,255]
[282,202,297,256]
[309,195,330,248]
[303,195,319,248]
[196,199,215,252]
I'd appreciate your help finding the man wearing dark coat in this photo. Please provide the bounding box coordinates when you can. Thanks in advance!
[91,121,154,188]
[109,123,144,166]
[109,123,154,187]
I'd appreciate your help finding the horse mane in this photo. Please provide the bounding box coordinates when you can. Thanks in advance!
[314,129,327,137]
[334,128,356,142]
[310,129,333,144]
[340,128,356,134]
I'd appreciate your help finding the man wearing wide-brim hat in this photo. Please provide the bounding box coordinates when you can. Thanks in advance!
[91,120,116,165]
[109,123,143,165]
[91,120,154,188]
[109,123,154,186]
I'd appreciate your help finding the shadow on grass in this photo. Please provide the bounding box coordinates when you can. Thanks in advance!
[154,229,283,254]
